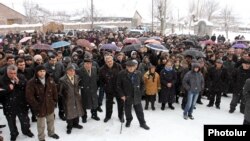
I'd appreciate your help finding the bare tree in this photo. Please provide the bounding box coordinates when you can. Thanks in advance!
[154,0,172,35]
[204,0,220,21]
[23,0,38,23]
[220,5,235,39]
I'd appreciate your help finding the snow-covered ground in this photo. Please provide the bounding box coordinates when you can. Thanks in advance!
[0,95,243,141]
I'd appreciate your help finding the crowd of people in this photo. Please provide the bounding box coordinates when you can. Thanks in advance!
[0,30,249,141]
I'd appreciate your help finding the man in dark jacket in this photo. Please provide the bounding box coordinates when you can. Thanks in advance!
[0,65,34,141]
[99,55,123,123]
[117,60,150,130]
[243,79,250,125]
[207,59,228,109]
[77,58,100,123]
[229,59,250,113]
[26,65,59,141]
[44,55,65,121]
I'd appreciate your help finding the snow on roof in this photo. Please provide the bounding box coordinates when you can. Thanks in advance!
[193,19,214,26]
[0,23,42,29]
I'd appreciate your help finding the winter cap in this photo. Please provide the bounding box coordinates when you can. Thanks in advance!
[83,57,93,62]
[35,65,46,73]
[131,51,137,56]
[63,56,71,63]
[33,54,42,61]
[242,59,250,64]
[125,59,138,66]
[18,50,25,54]
[215,59,223,64]
[66,63,76,71]
[191,59,200,68]
[148,63,156,68]
[25,55,33,61]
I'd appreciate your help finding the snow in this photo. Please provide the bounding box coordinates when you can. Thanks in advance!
[0,95,243,141]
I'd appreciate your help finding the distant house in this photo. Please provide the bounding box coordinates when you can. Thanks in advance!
[0,3,26,25]
[132,10,142,27]
[193,19,214,36]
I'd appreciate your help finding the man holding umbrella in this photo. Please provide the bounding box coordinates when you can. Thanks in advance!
[117,59,150,130]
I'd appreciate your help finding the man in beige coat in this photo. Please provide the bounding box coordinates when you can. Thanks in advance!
[59,64,84,134]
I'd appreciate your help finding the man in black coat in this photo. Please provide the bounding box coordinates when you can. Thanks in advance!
[117,60,150,130]
[99,55,123,123]
[229,59,250,113]
[0,65,34,141]
[44,55,65,121]
[243,78,250,125]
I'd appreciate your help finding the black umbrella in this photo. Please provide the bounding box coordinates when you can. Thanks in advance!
[182,48,206,58]
[182,40,196,47]
[138,37,149,44]
[121,44,142,52]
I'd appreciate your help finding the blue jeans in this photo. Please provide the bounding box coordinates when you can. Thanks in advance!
[184,91,199,116]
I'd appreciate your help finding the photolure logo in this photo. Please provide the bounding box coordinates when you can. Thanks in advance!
[204,125,250,141]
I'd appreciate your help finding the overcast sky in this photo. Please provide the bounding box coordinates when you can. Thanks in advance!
[0,0,249,24]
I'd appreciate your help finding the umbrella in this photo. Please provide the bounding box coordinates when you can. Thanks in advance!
[76,39,91,48]
[145,44,169,52]
[33,44,53,50]
[232,43,247,49]
[149,36,163,41]
[182,40,196,47]
[19,37,32,43]
[182,48,206,58]
[100,44,118,51]
[51,41,71,49]
[145,39,161,45]
[123,38,141,45]
[121,44,142,52]
[200,40,215,45]
[138,37,149,44]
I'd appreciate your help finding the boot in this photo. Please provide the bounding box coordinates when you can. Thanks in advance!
[140,123,150,130]
[176,96,179,104]
[31,116,37,122]
[125,121,131,127]
[151,102,155,110]
[145,100,149,110]
[24,130,34,138]
[82,115,87,123]
[229,109,235,113]
[91,110,100,121]
[168,103,175,110]
[161,103,166,110]
[59,112,66,121]
[97,105,103,112]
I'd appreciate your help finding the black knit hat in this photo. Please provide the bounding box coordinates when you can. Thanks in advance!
[35,65,46,73]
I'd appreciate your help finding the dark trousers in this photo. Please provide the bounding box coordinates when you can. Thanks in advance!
[58,95,65,115]
[5,112,30,137]
[105,93,123,119]
[145,95,156,108]
[230,93,245,112]
[125,102,146,125]
[243,119,250,125]
[208,91,222,106]
[67,117,79,130]
[181,91,188,109]
[98,87,105,106]
[82,109,98,118]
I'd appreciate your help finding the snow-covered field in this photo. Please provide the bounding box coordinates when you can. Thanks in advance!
[0,95,243,141]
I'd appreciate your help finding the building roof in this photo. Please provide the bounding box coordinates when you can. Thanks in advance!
[0,3,26,19]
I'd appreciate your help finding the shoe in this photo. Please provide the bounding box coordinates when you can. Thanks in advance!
[207,104,213,107]
[152,106,155,111]
[10,133,19,141]
[183,115,188,120]
[216,106,220,109]
[66,129,71,134]
[161,106,165,110]
[197,101,203,105]
[140,124,150,130]
[0,125,6,128]
[104,117,110,123]
[223,94,228,97]
[229,109,234,113]
[169,104,175,110]
[24,131,34,137]
[119,117,125,123]
[49,134,59,139]
[73,124,83,129]
[144,106,148,110]
[59,114,66,121]
[31,116,37,122]
[188,115,194,120]
[91,116,100,121]
[125,121,131,127]
[97,106,103,112]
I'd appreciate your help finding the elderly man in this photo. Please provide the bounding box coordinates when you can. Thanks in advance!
[59,64,84,134]
[0,65,34,141]
[99,55,123,123]
[117,60,150,130]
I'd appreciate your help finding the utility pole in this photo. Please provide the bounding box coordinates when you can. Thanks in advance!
[91,0,94,30]
[152,0,154,32]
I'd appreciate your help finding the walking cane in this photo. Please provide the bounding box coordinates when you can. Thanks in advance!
[120,99,125,134]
